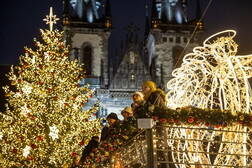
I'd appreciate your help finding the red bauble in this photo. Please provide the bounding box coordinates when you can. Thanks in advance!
[37,136,43,141]
[30,116,36,120]
[96,157,101,162]
[71,152,77,157]
[159,118,167,123]
[30,144,37,149]
[12,149,18,153]
[205,122,211,127]
[187,116,194,123]
[109,147,114,151]
[214,124,221,128]
[28,156,34,160]
[152,116,158,121]
[170,118,175,123]
[79,141,84,146]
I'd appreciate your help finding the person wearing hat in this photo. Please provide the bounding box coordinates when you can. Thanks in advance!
[121,107,137,137]
[142,81,171,168]
[131,91,145,112]
[121,106,133,120]
[141,81,167,107]
[100,112,122,142]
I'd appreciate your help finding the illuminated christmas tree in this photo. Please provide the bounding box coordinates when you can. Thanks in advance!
[0,8,101,167]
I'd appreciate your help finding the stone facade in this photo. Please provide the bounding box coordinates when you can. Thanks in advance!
[62,0,204,118]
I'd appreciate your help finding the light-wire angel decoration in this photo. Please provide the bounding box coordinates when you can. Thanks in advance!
[165,30,252,167]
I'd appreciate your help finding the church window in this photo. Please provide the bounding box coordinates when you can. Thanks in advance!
[184,37,188,43]
[83,46,92,76]
[163,37,167,42]
[176,37,181,43]
[130,73,135,82]
[169,37,174,42]
[130,51,135,64]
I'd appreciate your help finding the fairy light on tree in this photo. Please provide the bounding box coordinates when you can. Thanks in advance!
[0,7,101,167]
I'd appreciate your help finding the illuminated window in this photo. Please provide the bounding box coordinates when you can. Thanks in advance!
[130,73,135,82]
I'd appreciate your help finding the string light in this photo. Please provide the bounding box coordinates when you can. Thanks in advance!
[0,8,101,167]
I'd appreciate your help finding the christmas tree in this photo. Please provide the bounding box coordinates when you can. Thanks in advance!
[0,8,101,167]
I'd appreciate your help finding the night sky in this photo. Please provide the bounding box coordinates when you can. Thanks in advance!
[1,0,252,66]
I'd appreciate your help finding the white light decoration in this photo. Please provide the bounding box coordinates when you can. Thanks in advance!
[21,84,33,95]
[43,7,59,31]
[166,30,252,167]
[23,145,31,157]
[49,125,59,141]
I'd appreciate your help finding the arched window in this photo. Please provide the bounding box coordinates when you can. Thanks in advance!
[173,46,184,69]
[83,46,92,76]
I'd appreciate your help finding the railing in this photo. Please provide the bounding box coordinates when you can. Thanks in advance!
[97,121,252,168]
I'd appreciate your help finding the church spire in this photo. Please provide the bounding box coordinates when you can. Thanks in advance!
[62,0,70,26]
[151,0,160,29]
[105,0,112,18]
[195,0,204,30]
[104,0,112,28]
[144,1,150,37]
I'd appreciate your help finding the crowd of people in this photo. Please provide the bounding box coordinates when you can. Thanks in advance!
[72,81,167,167]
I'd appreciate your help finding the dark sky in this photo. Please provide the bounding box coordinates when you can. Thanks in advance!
[1,0,252,65]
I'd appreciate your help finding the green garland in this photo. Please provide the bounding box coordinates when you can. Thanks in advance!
[147,105,252,128]
[80,105,252,167]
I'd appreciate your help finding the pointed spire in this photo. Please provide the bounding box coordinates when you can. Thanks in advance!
[195,0,204,30]
[144,1,150,37]
[105,0,112,18]
[151,0,158,19]
[196,0,202,20]
[63,0,70,15]
[151,0,160,29]
[104,0,112,28]
[62,0,70,26]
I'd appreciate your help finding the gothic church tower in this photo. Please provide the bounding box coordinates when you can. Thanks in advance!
[62,0,112,88]
[146,0,204,90]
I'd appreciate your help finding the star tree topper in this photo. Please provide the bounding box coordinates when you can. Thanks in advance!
[43,7,59,31]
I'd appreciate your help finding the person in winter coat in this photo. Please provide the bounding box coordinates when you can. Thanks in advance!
[131,91,145,112]
[78,136,99,165]
[141,81,167,107]
[100,112,122,142]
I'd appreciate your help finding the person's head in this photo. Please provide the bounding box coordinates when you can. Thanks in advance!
[132,91,144,102]
[121,107,133,120]
[106,113,118,126]
[91,136,99,142]
[142,81,156,95]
